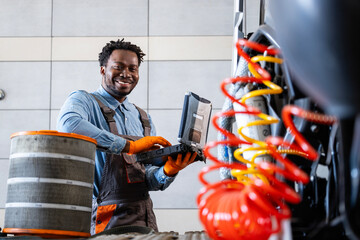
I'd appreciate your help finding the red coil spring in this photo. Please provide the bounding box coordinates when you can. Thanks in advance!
[197,39,337,240]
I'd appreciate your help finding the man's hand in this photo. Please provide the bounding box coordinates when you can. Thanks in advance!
[164,152,197,176]
[124,136,171,154]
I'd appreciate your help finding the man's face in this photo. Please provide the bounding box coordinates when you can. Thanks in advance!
[101,49,139,102]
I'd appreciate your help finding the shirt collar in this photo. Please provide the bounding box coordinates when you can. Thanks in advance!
[120,97,132,111]
[96,86,131,110]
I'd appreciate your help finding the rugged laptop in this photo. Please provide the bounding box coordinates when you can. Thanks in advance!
[136,92,212,166]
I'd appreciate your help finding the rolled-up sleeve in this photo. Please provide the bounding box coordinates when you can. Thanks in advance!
[145,165,176,191]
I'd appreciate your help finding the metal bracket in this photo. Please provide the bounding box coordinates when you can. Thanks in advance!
[0,89,5,100]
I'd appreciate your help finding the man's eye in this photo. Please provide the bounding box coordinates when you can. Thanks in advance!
[113,66,121,70]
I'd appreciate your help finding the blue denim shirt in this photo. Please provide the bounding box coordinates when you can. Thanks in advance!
[57,86,175,197]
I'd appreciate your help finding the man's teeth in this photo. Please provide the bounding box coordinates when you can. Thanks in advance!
[116,80,129,84]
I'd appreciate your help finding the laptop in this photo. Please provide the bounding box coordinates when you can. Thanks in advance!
[136,92,212,166]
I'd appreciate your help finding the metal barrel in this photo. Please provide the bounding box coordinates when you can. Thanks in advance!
[3,130,97,238]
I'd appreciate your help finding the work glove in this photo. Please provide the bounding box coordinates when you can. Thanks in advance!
[164,152,197,177]
[127,136,171,154]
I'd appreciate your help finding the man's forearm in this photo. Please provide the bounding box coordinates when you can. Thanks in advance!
[58,115,127,154]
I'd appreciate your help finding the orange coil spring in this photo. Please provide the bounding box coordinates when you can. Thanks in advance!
[197,39,337,240]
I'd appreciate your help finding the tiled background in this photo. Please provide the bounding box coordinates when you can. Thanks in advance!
[0,0,260,233]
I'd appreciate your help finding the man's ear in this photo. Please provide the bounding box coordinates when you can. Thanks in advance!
[100,66,105,75]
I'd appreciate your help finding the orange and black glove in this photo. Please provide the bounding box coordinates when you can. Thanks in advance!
[126,136,171,154]
[163,152,197,177]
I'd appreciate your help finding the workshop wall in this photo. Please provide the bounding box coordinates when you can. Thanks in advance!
[0,0,260,233]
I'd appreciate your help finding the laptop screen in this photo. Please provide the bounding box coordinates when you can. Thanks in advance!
[178,92,212,148]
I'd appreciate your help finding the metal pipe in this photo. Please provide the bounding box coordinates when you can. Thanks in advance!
[259,0,265,25]
[243,0,247,36]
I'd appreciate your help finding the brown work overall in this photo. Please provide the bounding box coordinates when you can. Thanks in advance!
[90,95,157,234]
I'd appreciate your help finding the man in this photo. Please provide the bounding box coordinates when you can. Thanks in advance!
[57,39,196,235]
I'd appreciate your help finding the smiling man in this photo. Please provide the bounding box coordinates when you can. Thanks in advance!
[57,39,196,235]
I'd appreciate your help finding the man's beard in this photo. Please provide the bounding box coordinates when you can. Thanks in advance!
[103,76,134,99]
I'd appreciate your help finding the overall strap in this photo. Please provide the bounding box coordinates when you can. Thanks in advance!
[133,105,151,137]
[91,94,118,134]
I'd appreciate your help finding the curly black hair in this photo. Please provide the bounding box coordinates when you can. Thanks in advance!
[98,38,146,67]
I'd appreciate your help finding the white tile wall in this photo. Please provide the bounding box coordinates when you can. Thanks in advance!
[148,61,229,109]
[0,62,51,110]
[52,0,149,36]
[149,0,234,36]
[52,37,149,61]
[50,110,60,130]
[0,110,50,158]
[0,38,51,61]
[0,208,4,230]
[148,36,233,60]
[0,0,52,36]
[149,109,182,145]
[154,209,204,233]
[0,160,9,207]
[51,61,104,109]
[50,36,232,61]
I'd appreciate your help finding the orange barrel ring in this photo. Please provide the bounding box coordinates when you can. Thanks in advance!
[2,228,91,238]
[10,130,97,145]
